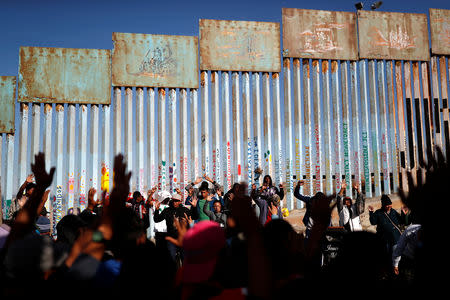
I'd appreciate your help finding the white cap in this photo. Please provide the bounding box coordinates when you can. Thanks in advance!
[156,190,171,202]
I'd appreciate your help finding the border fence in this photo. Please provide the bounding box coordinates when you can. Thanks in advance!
[1,8,449,230]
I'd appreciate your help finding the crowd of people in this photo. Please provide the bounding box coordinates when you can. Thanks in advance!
[0,147,448,298]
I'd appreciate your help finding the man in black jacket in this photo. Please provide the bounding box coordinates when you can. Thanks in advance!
[153,193,199,262]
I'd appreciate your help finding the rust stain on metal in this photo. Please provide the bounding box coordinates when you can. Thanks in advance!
[322,60,329,73]
[303,59,311,78]
[282,8,358,60]
[293,58,300,68]
[283,58,290,68]
[56,104,64,112]
[21,103,29,112]
[112,32,198,89]
[0,76,16,133]
[272,73,279,79]
[44,104,52,113]
[18,46,111,104]
[357,11,430,61]
[331,61,338,73]
[158,88,166,97]
[201,71,207,87]
[429,9,450,55]
[199,19,281,72]
[211,72,216,83]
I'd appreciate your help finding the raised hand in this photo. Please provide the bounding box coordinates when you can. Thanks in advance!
[204,174,213,182]
[26,174,34,183]
[31,152,55,190]
[206,194,213,202]
[269,202,278,216]
[190,196,198,207]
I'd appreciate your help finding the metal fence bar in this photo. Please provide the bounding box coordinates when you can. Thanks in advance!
[79,105,88,209]
[158,88,167,191]
[54,105,64,234]
[350,62,362,195]
[101,104,111,195]
[340,61,351,197]
[283,58,294,210]
[368,60,382,196]
[421,62,434,160]
[114,87,122,156]
[201,71,211,177]
[243,72,253,185]
[252,72,263,187]
[293,59,303,206]
[222,72,232,189]
[147,88,157,190]
[332,61,343,195]
[90,105,99,203]
[385,61,400,193]
[273,72,283,187]
[180,89,189,200]
[190,89,200,180]
[263,72,274,179]
[168,88,177,193]
[67,104,76,211]
[211,72,221,185]
[5,134,15,216]
[30,104,40,160]
[377,61,391,194]
[404,62,418,184]
[43,104,53,211]
[431,57,443,153]
[232,72,243,182]
[322,60,333,195]
[412,62,426,169]
[359,60,372,197]
[18,103,28,188]
[312,60,322,194]
[136,88,145,195]
[395,61,409,192]
[302,60,313,196]
[125,88,134,193]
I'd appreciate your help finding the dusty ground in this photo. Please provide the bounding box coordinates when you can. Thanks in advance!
[284,193,404,234]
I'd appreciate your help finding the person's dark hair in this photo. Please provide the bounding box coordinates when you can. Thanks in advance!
[199,181,209,192]
[263,175,273,187]
[212,200,222,210]
[56,215,87,246]
[133,191,142,201]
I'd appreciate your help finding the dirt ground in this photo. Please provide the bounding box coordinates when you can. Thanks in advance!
[284,193,404,234]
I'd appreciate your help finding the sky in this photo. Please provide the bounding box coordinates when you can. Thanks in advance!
[1,0,449,77]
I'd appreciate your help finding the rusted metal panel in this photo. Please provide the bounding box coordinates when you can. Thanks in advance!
[357,11,430,61]
[199,19,281,72]
[112,32,199,89]
[18,47,111,104]
[0,77,16,133]
[282,8,358,60]
[429,9,450,55]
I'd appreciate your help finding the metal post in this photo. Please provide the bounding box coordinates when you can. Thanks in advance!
[67,104,76,211]
[54,105,64,235]
[368,60,382,196]
[5,134,15,219]
[302,61,313,196]
[158,88,167,191]
[211,72,221,185]
[168,88,177,193]
[190,88,200,180]
[332,61,343,194]
[114,87,122,156]
[232,72,243,182]
[386,61,400,193]
[359,60,372,198]
[431,57,443,153]
[180,89,189,200]
[147,88,156,189]
[350,62,362,196]
[439,57,450,156]
[377,61,391,194]
[136,88,145,195]
[79,105,88,210]
[43,104,52,212]
[101,104,111,196]
[30,104,40,159]
[222,72,232,190]
[243,72,253,185]
[322,60,333,195]
[18,103,28,187]
[395,61,409,193]
[312,60,322,194]
[283,58,294,210]
[273,72,283,187]
[252,72,263,187]
[125,87,134,193]
[404,62,418,184]
[421,62,434,160]
[293,59,304,206]
[201,71,210,177]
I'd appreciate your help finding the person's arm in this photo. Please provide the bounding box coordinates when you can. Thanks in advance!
[277,184,284,200]
[355,191,365,216]
[153,202,165,223]
[293,181,312,204]
[368,206,377,225]
[16,174,34,200]
[203,199,214,219]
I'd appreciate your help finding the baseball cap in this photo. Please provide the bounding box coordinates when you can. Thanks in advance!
[381,194,392,206]
[182,221,226,283]
[156,190,171,202]
[171,193,182,201]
